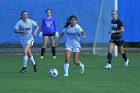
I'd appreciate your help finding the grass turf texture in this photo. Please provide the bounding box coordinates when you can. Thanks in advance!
[0,53,140,93]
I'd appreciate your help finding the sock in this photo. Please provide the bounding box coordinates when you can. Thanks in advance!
[52,47,56,56]
[122,53,127,61]
[41,48,45,56]
[29,56,36,65]
[23,56,28,67]
[64,63,69,74]
[79,62,84,68]
[107,53,112,64]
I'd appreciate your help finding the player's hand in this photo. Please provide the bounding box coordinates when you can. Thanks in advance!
[55,32,59,38]
[108,30,115,34]
[39,32,42,37]
[82,35,86,38]
[33,32,37,37]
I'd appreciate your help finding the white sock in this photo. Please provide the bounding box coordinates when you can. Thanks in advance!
[23,56,28,67]
[29,56,36,65]
[79,62,84,68]
[64,63,69,74]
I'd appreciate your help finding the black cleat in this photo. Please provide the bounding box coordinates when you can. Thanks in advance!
[20,67,26,73]
[33,64,37,72]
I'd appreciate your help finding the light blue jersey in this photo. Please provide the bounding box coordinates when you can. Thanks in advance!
[14,19,37,47]
[63,24,83,50]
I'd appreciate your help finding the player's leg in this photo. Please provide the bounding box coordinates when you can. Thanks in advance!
[118,45,129,68]
[64,48,72,76]
[73,49,84,74]
[27,49,37,72]
[49,36,56,59]
[20,44,32,73]
[104,42,115,69]
[40,36,48,58]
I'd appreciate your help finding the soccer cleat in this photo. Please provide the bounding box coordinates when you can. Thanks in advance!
[104,63,112,69]
[20,67,26,73]
[124,59,129,68]
[63,73,69,77]
[80,64,84,74]
[53,56,56,59]
[40,56,44,59]
[33,64,37,72]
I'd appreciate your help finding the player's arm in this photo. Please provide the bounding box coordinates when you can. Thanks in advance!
[33,24,39,37]
[55,32,64,46]
[110,26,124,34]
[81,31,86,38]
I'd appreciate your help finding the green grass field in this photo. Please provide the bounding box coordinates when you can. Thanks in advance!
[0,53,140,93]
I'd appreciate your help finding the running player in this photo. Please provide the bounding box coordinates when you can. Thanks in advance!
[104,10,129,69]
[14,10,39,73]
[39,9,59,59]
[56,15,86,76]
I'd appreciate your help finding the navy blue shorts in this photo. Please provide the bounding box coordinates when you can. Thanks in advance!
[110,39,124,46]
[43,33,55,37]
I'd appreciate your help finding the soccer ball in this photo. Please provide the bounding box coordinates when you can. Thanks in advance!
[49,68,58,77]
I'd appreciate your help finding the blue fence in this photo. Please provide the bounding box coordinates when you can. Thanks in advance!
[0,0,139,44]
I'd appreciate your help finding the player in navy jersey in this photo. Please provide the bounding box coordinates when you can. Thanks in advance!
[56,15,86,76]
[14,11,39,73]
[39,9,59,59]
[104,10,129,69]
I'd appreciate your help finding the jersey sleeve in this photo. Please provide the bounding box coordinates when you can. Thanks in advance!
[77,24,84,33]
[30,19,37,26]
[53,18,57,32]
[62,28,67,33]
[14,21,20,30]
[119,20,123,27]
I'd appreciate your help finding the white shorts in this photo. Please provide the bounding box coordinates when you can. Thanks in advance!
[20,37,34,48]
[65,47,80,52]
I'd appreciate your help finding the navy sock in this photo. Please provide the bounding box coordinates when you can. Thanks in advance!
[122,53,127,61]
[41,48,45,56]
[52,47,56,56]
[107,53,112,64]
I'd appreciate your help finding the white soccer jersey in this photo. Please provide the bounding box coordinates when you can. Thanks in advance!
[14,19,37,47]
[63,24,83,48]
[15,19,37,39]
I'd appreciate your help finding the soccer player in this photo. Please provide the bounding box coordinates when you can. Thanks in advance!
[14,10,39,73]
[56,15,86,76]
[104,10,129,69]
[39,9,59,59]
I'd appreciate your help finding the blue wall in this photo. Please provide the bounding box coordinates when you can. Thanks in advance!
[0,0,139,44]
[119,0,140,42]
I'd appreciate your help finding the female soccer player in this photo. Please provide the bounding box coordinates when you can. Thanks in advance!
[104,10,129,69]
[56,15,86,76]
[39,9,59,59]
[14,10,39,73]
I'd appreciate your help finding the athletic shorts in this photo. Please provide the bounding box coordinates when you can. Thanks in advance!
[43,33,55,37]
[65,47,80,52]
[20,36,34,48]
[110,39,124,46]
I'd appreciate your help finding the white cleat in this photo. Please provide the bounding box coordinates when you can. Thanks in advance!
[63,73,69,77]
[104,63,112,69]
[124,59,129,68]
[80,64,84,74]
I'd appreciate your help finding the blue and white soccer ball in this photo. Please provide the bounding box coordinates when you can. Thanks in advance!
[49,68,58,77]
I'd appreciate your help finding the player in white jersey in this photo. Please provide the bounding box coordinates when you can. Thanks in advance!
[14,11,39,73]
[56,15,86,76]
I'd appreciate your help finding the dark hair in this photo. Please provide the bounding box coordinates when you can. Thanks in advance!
[20,10,28,20]
[111,10,118,14]
[64,15,77,28]
[45,8,52,13]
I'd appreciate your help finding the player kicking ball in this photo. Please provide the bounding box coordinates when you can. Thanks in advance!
[14,11,39,73]
[56,15,86,76]
[104,10,129,69]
